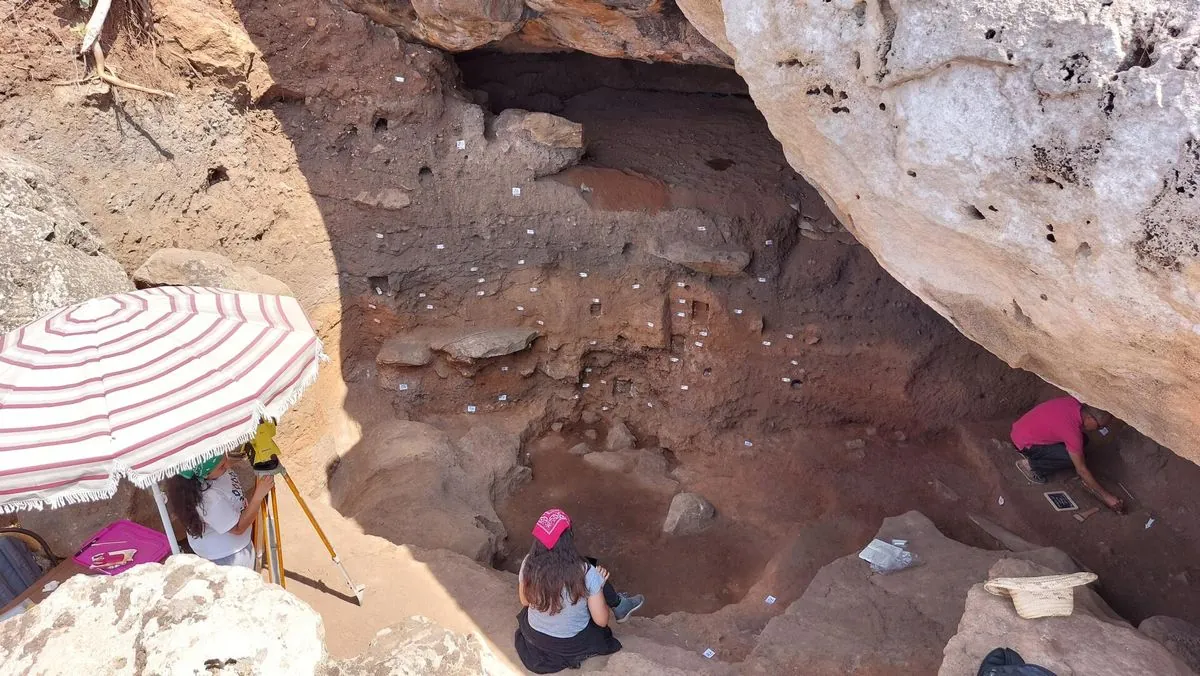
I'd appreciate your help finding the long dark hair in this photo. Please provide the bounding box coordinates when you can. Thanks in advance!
[165,475,206,538]
[522,526,588,615]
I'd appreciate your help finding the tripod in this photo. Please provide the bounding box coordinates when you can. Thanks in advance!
[253,461,366,605]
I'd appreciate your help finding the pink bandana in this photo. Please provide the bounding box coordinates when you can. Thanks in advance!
[533,508,571,549]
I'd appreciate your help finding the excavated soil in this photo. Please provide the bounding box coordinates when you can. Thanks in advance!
[3,0,1199,657]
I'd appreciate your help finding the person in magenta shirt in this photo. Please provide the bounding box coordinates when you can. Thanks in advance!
[1010,397,1123,512]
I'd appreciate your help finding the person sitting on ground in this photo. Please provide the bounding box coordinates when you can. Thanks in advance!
[1010,396,1123,512]
[513,508,645,674]
[165,452,274,568]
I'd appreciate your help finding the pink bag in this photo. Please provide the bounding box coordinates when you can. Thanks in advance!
[73,520,171,576]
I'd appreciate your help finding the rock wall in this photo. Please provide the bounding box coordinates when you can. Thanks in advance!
[690,0,1200,463]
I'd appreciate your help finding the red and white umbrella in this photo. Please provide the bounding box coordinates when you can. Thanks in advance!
[0,286,325,518]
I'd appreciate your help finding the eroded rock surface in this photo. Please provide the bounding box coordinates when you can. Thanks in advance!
[940,559,1195,675]
[0,153,132,334]
[743,511,1081,675]
[1140,616,1200,673]
[648,239,752,277]
[133,247,293,296]
[718,0,1200,462]
[494,110,585,178]
[0,556,327,675]
[662,492,715,535]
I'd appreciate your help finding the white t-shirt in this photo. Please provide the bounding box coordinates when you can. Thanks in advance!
[186,471,252,560]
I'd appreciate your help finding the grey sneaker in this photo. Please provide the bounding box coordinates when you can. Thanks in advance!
[1015,457,1047,484]
[613,593,645,622]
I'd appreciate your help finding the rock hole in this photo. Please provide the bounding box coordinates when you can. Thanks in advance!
[1040,293,1048,301]
[367,275,388,294]
[964,205,987,220]
[906,169,917,177]
[879,102,886,111]
[1046,233,1057,243]
[692,300,709,322]
[987,205,998,212]
[1046,224,1054,232]
[703,367,712,376]
[985,29,996,39]
[775,58,804,68]
[705,158,735,171]
[418,166,433,184]
[43,231,55,242]
[614,378,632,395]
[1076,242,1092,258]
[590,301,602,316]
[373,116,388,132]
[790,380,803,389]
[204,166,229,188]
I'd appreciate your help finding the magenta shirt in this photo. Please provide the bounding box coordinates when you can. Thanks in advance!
[1011,397,1085,456]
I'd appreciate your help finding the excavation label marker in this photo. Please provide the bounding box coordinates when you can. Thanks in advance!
[513,187,522,196]
[703,649,716,659]
[764,595,776,605]
[466,405,477,413]
[456,140,466,149]
[398,384,409,391]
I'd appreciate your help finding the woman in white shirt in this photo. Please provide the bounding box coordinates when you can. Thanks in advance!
[165,453,273,568]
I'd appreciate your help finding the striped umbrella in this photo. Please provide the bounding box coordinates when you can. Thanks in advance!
[0,286,325,515]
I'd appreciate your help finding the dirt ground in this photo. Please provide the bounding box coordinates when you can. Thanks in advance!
[3,0,1199,662]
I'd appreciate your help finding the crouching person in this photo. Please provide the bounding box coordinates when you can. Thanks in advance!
[514,508,644,673]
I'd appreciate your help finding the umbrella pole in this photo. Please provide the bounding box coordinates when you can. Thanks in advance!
[150,483,181,555]
[280,470,365,604]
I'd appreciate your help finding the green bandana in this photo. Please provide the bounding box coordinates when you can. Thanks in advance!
[178,454,223,480]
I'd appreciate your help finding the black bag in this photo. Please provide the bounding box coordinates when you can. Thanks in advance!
[977,648,1058,676]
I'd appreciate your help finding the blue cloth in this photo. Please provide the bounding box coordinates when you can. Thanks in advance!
[519,558,606,639]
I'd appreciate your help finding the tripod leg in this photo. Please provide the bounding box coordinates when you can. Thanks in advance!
[280,470,366,604]
[253,502,265,573]
[270,484,285,589]
[259,500,272,581]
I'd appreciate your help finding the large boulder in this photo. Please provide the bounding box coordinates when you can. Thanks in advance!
[743,511,1081,675]
[327,421,516,563]
[494,110,585,178]
[662,492,716,535]
[1140,616,1200,673]
[940,559,1195,675]
[719,0,1200,463]
[339,0,729,65]
[0,153,132,334]
[0,555,326,674]
[328,616,506,675]
[647,239,751,277]
[133,248,293,296]
[432,327,539,362]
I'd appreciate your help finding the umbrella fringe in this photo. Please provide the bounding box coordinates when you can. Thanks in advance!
[0,474,122,514]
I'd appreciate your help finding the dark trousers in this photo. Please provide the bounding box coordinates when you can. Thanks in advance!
[585,556,621,608]
[1022,443,1075,478]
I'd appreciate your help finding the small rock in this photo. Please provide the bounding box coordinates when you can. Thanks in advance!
[494,110,584,177]
[647,239,751,277]
[568,442,592,456]
[581,411,601,425]
[606,420,636,451]
[663,492,716,535]
[805,335,821,345]
[550,422,564,433]
[845,439,866,450]
[353,188,411,210]
[305,16,316,27]
[583,429,599,441]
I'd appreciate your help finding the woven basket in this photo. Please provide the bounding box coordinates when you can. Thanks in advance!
[983,572,1098,619]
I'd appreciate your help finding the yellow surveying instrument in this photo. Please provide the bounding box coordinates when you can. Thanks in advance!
[241,421,366,604]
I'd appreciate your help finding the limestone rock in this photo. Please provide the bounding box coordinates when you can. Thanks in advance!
[606,420,636,451]
[133,248,293,296]
[377,336,435,367]
[340,0,729,65]
[494,110,585,178]
[568,442,593,455]
[0,153,132,334]
[720,0,1200,462]
[648,239,750,277]
[582,448,679,495]
[744,511,1082,675]
[940,559,1194,675]
[455,424,531,503]
[1140,616,1200,673]
[675,0,734,57]
[0,555,326,675]
[329,616,505,674]
[433,327,539,362]
[662,492,715,535]
[354,188,411,210]
[154,0,273,97]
